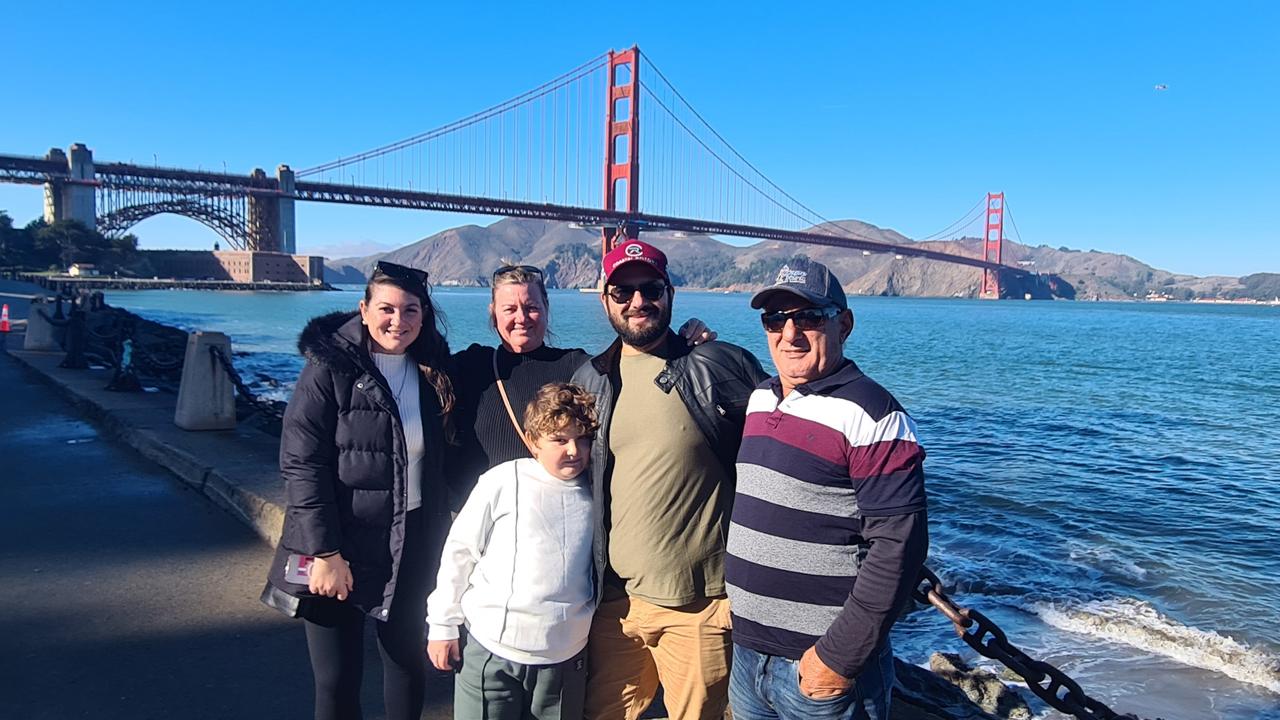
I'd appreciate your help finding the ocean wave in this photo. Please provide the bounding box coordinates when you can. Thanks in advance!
[1065,541,1150,581]
[1033,597,1280,694]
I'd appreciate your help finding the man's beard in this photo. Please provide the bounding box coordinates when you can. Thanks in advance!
[609,301,671,349]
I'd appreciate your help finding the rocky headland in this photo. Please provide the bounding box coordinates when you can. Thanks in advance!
[324,217,1276,302]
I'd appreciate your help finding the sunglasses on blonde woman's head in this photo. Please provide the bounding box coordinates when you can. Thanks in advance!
[605,280,668,304]
[492,264,545,281]
[760,306,840,333]
[373,261,429,286]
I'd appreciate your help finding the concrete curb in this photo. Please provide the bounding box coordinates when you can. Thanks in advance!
[6,339,285,546]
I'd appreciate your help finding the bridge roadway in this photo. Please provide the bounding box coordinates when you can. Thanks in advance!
[0,306,453,719]
[0,152,1024,275]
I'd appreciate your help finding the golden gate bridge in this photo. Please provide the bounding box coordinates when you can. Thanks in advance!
[0,46,1031,298]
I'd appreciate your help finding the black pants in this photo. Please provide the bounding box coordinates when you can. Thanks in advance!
[303,509,431,720]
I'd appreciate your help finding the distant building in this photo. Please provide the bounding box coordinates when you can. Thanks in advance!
[68,263,100,277]
[142,250,325,284]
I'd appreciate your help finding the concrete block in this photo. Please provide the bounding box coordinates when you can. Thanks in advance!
[23,299,61,352]
[174,331,236,431]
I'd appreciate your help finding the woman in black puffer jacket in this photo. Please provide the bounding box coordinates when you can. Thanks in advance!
[262,262,455,720]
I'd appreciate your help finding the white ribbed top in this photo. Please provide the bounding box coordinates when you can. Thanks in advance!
[371,351,424,511]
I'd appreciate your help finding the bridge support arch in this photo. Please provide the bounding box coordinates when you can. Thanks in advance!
[40,144,296,253]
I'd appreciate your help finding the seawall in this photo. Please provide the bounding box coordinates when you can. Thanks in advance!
[20,273,334,293]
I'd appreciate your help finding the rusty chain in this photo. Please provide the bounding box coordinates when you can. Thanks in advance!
[208,345,285,420]
[914,567,1141,720]
[86,321,122,342]
[133,342,183,372]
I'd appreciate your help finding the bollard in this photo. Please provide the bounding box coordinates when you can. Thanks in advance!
[23,298,62,351]
[58,307,90,369]
[174,331,236,431]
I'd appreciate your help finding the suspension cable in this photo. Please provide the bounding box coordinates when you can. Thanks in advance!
[299,54,609,177]
[916,195,987,241]
[1005,201,1025,245]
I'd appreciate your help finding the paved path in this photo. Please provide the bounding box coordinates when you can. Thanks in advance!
[0,350,452,719]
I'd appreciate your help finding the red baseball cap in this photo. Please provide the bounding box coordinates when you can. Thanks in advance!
[603,240,670,284]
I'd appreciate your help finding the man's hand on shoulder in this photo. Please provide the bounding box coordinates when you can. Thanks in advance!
[798,645,852,699]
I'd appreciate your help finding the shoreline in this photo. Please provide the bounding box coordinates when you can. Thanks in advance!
[16,272,335,293]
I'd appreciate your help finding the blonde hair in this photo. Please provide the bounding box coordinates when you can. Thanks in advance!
[523,383,598,441]
[489,264,550,332]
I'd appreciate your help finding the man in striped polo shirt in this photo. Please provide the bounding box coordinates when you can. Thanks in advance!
[726,258,928,720]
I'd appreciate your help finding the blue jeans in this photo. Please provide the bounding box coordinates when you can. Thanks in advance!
[728,643,895,720]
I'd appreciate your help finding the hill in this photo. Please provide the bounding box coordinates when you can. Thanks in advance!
[324,217,1267,301]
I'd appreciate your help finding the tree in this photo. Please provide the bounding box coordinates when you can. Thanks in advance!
[0,210,15,266]
[31,219,112,268]
[22,218,59,269]
[104,233,140,271]
[0,216,40,269]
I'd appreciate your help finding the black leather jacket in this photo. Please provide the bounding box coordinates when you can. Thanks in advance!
[570,331,768,591]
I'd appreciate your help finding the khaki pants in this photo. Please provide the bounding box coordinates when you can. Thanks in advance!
[584,590,732,720]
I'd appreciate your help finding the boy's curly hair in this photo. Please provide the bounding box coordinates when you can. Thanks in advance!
[523,382,599,441]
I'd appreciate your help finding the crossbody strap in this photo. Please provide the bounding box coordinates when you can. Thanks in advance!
[493,348,536,454]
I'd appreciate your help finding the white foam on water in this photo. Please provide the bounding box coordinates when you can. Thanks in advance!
[1066,540,1149,581]
[1033,597,1280,694]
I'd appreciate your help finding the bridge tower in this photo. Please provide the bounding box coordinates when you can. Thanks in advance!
[247,168,280,252]
[600,46,641,263]
[979,192,1005,299]
[277,165,297,254]
[43,144,97,229]
[245,166,297,253]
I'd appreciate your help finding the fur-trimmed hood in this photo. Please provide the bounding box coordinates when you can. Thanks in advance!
[297,310,366,372]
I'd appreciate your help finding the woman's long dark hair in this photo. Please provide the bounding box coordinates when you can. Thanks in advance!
[365,265,456,443]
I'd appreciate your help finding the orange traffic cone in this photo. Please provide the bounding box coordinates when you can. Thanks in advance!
[0,304,9,333]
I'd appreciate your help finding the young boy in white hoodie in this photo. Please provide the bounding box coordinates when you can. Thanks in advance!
[427,382,597,720]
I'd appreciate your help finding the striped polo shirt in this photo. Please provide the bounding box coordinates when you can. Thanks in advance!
[725,359,927,660]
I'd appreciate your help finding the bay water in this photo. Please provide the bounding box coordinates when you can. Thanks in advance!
[104,286,1280,719]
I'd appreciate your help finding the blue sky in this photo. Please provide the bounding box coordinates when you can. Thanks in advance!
[2,2,1275,277]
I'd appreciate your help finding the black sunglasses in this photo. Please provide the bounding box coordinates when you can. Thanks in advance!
[760,306,840,333]
[605,280,668,304]
[492,264,544,281]
[374,261,429,286]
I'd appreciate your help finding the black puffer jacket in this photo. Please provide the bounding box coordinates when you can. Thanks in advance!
[264,311,451,621]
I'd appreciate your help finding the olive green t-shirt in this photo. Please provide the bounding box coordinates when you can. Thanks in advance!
[606,351,731,607]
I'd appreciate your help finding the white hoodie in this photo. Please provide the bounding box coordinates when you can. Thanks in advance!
[426,458,595,665]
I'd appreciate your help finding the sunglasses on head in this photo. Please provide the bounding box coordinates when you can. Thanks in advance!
[760,306,840,333]
[605,280,668,304]
[492,264,544,281]
[374,261,429,286]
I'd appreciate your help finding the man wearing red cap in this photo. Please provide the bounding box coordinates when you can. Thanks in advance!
[572,239,768,720]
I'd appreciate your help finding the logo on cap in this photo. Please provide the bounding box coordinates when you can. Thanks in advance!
[624,243,644,257]
[775,265,807,285]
